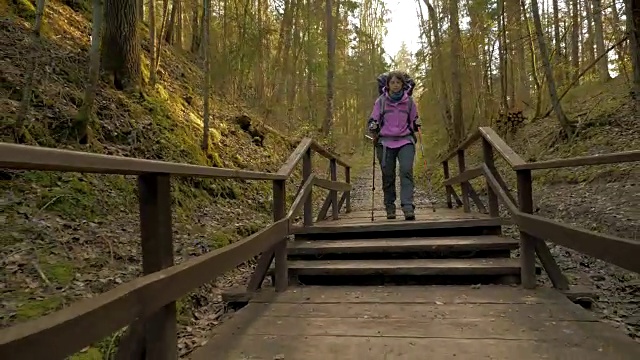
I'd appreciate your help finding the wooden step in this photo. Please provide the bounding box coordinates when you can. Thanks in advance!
[288,236,518,256]
[293,218,505,240]
[287,258,523,277]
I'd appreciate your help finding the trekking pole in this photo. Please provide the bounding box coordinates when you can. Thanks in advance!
[366,134,376,222]
[417,128,437,212]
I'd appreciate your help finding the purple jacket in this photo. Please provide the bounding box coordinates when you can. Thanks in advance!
[368,90,419,149]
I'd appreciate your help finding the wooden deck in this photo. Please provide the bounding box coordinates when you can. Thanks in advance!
[293,208,506,235]
[321,207,497,224]
[190,286,640,359]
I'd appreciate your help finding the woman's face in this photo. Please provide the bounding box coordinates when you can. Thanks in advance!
[388,76,403,93]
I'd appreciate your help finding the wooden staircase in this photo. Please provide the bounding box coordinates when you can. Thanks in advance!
[268,210,540,287]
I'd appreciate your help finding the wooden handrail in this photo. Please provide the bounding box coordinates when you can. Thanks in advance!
[440,130,481,163]
[515,150,640,170]
[481,164,640,274]
[478,127,526,167]
[0,143,285,180]
[0,136,353,360]
[440,126,640,291]
[287,174,316,220]
[439,127,638,171]
[277,138,313,177]
[0,219,288,359]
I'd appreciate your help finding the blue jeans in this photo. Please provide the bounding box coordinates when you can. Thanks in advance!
[375,143,415,214]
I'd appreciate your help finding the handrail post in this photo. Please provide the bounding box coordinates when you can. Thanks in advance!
[302,148,313,226]
[138,173,177,360]
[273,179,288,292]
[442,160,453,208]
[516,169,537,289]
[330,158,339,220]
[482,139,499,217]
[457,150,471,212]
[345,166,352,213]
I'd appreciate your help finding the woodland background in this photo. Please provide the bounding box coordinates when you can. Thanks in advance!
[0,0,639,358]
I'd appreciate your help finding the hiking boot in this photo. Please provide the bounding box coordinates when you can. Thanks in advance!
[385,207,396,220]
[403,206,415,221]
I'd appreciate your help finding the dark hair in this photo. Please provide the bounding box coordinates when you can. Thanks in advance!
[386,71,406,88]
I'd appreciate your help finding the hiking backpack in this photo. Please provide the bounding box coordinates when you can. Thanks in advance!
[376,72,416,96]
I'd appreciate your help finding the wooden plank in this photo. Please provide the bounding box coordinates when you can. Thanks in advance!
[466,182,487,213]
[483,137,499,216]
[0,143,285,180]
[518,212,640,274]
[288,236,518,255]
[302,148,313,225]
[276,138,312,177]
[440,130,481,162]
[272,180,288,292]
[457,150,471,212]
[333,208,491,221]
[329,159,339,220]
[286,258,522,276]
[310,140,350,167]
[443,166,483,186]
[517,169,537,289]
[515,150,640,170]
[443,160,453,208]
[138,174,177,360]
[215,313,625,341]
[241,302,596,321]
[252,285,571,304]
[479,127,526,167]
[286,174,315,221]
[191,334,640,360]
[0,219,289,360]
[293,218,504,235]
[313,177,352,192]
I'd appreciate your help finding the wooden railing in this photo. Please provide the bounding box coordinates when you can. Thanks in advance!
[0,139,351,360]
[440,127,640,290]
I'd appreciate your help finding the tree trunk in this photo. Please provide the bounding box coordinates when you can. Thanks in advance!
[627,0,640,102]
[423,0,453,137]
[175,0,183,49]
[321,0,336,136]
[530,0,573,136]
[450,0,464,144]
[190,5,200,53]
[102,0,142,92]
[520,0,542,117]
[571,0,580,79]
[552,0,563,84]
[165,0,179,44]
[202,0,211,150]
[75,0,104,144]
[14,0,47,142]
[148,0,157,86]
[592,0,612,80]
[584,0,596,78]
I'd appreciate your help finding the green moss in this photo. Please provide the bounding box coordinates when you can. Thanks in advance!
[235,222,265,237]
[9,0,36,20]
[208,231,235,248]
[16,296,63,320]
[42,260,75,285]
[68,347,102,360]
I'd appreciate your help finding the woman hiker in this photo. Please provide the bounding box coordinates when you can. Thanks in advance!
[367,71,421,221]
